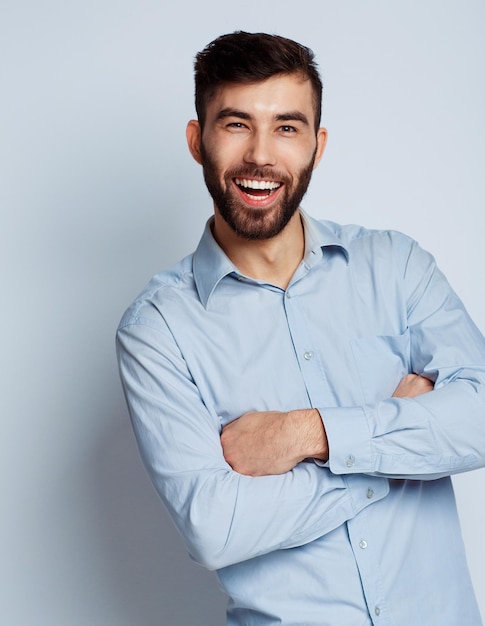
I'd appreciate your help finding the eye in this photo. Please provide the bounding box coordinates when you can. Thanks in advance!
[226,122,248,130]
[278,125,297,134]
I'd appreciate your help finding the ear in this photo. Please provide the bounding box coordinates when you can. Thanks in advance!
[186,120,203,165]
[312,127,328,170]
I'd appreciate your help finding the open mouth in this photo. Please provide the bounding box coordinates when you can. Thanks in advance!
[234,177,283,199]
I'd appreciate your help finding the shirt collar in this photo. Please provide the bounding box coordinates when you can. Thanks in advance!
[193,210,349,308]
[300,211,349,267]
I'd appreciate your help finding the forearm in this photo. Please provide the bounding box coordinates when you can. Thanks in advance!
[220,369,485,482]
[127,395,380,570]
[145,448,383,570]
[117,325,380,571]
[221,408,328,476]
[319,238,485,480]
[324,370,485,480]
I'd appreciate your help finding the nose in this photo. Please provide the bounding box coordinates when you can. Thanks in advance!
[243,131,276,167]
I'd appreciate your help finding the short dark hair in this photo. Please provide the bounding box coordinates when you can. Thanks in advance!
[194,31,323,132]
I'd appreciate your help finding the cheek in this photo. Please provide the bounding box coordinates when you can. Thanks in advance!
[278,140,315,166]
[210,151,234,182]
[293,144,318,174]
[203,132,240,161]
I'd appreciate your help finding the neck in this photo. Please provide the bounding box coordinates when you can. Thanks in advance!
[212,210,305,290]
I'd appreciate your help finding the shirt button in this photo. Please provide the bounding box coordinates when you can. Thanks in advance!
[367,489,374,499]
[346,456,355,468]
[375,606,381,616]
[303,351,313,360]
[359,539,368,549]
[286,291,292,298]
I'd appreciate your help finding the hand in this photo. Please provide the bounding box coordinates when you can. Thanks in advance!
[221,409,328,476]
[392,373,434,398]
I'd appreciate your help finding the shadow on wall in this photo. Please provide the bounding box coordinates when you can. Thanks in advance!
[91,396,226,626]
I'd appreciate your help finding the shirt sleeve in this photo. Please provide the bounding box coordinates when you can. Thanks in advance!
[323,237,485,480]
[116,316,387,571]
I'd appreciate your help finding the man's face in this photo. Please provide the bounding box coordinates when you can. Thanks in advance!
[187,73,327,240]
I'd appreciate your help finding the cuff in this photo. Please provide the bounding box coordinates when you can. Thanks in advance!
[319,406,373,474]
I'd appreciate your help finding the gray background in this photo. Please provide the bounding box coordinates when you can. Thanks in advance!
[2,1,484,624]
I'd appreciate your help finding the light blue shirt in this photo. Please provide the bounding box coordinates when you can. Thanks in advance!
[117,212,485,625]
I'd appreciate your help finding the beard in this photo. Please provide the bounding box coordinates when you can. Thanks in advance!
[200,141,317,240]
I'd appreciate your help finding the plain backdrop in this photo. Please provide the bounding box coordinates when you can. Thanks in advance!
[1,1,484,624]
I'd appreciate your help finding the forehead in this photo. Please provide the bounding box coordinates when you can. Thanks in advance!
[205,73,315,121]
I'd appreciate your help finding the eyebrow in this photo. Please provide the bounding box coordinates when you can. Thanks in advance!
[216,108,310,126]
[216,108,252,121]
[275,112,310,126]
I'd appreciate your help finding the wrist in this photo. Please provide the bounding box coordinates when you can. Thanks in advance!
[288,409,328,462]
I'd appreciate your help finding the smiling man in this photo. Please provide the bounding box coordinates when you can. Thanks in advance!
[117,32,485,626]
[189,73,325,245]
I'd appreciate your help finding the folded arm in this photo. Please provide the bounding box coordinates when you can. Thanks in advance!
[325,241,485,480]
[221,374,434,476]
[116,320,384,571]
[222,242,485,481]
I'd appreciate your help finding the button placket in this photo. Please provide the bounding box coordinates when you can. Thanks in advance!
[282,283,333,408]
[346,490,387,626]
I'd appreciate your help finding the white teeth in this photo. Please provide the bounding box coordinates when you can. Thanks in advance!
[235,178,281,190]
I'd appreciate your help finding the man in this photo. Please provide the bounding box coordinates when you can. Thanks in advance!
[117,31,485,625]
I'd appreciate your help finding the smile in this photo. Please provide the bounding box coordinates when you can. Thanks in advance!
[234,177,282,199]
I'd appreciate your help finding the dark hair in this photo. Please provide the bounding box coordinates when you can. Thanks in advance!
[194,31,323,132]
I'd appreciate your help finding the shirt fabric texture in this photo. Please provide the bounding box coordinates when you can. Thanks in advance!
[117,211,485,626]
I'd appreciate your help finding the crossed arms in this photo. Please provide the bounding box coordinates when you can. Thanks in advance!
[117,238,485,570]
[221,374,434,476]
[118,299,485,571]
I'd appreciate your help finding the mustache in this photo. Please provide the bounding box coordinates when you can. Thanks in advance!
[225,165,290,183]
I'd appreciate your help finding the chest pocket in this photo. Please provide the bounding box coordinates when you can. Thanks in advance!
[350,329,411,404]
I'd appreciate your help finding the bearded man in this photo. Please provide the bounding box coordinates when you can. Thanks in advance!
[117,31,485,626]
